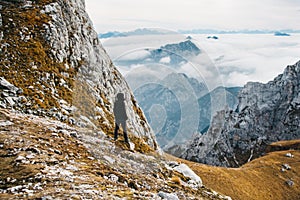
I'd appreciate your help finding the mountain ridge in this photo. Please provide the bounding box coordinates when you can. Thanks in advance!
[0,0,156,149]
[0,0,233,199]
[174,140,300,200]
[98,28,300,39]
[182,60,300,167]
[1,0,299,199]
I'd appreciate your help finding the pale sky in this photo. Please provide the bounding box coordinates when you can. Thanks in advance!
[85,0,300,33]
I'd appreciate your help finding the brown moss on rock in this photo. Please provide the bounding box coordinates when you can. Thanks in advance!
[129,135,154,154]
[72,80,97,119]
[0,0,157,158]
[131,95,146,123]
[0,2,78,112]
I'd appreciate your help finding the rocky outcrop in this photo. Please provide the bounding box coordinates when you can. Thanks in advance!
[182,61,300,167]
[0,77,24,108]
[0,0,156,148]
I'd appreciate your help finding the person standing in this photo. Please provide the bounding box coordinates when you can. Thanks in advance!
[113,93,129,143]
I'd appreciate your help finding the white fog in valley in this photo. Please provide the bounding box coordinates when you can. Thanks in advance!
[84,0,300,147]
[101,33,300,87]
[85,0,300,87]
[190,34,300,86]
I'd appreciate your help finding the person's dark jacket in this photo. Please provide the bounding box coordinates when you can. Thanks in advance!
[113,99,128,122]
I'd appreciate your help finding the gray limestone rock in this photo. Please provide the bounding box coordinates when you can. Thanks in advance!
[182,61,300,167]
[286,180,294,186]
[0,0,157,149]
[0,77,22,95]
[40,0,156,146]
[158,191,179,200]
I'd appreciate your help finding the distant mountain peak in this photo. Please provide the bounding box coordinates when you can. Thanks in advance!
[98,28,175,38]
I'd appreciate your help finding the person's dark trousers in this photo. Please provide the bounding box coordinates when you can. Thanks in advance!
[114,121,129,143]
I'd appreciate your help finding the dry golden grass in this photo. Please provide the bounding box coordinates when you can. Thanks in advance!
[266,139,300,153]
[0,109,229,199]
[170,176,182,185]
[171,140,300,200]
[0,109,129,199]
[131,95,147,123]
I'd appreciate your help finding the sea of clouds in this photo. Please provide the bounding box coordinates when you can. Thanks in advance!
[102,33,300,88]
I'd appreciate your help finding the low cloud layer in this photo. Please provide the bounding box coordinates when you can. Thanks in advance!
[103,34,300,88]
[193,34,300,86]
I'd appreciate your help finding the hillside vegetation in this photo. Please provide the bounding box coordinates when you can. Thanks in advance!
[0,108,231,199]
[175,140,300,200]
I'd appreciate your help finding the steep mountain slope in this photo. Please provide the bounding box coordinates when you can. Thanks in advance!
[196,86,241,133]
[175,140,300,200]
[0,0,156,149]
[134,72,208,148]
[0,108,232,199]
[182,61,300,167]
[0,0,235,199]
[133,73,240,150]
[164,86,241,157]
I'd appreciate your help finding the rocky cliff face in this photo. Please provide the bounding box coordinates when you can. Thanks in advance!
[0,2,235,199]
[0,0,156,149]
[182,61,300,167]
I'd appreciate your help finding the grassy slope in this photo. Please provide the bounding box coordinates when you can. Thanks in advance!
[0,108,228,199]
[173,140,300,200]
